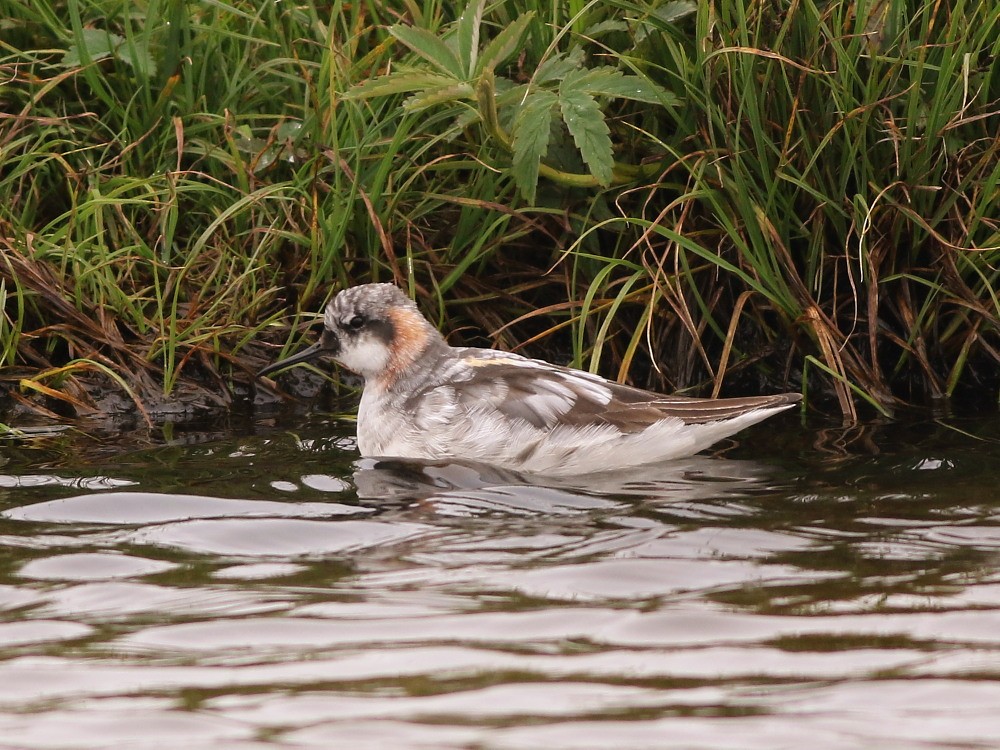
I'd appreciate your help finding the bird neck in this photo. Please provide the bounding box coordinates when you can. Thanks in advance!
[375,307,449,389]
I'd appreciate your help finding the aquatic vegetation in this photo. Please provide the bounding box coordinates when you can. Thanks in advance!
[1,0,998,420]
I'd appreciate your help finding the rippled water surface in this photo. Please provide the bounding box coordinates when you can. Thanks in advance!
[2,411,1000,749]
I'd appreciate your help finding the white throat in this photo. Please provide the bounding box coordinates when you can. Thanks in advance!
[334,336,392,380]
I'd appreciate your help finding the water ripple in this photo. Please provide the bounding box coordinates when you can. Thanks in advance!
[1,422,999,748]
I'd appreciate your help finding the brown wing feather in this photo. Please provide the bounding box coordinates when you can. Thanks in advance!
[444,351,800,434]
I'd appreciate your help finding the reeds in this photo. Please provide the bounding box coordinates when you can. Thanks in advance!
[1,0,998,420]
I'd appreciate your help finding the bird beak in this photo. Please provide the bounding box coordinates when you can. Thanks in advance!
[256,330,340,379]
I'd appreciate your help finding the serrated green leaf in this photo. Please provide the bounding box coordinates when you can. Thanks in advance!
[345,71,459,99]
[61,28,123,67]
[389,24,464,78]
[583,19,629,38]
[117,39,156,79]
[635,1,697,42]
[511,89,558,201]
[597,76,680,106]
[535,47,584,85]
[455,0,484,77]
[566,66,619,89]
[653,1,698,24]
[572,66,679,106]
[558,84,613,186]
[402,82,475,110]
[477,12,535,75]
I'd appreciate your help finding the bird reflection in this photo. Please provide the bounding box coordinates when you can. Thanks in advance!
[350,454,789,517]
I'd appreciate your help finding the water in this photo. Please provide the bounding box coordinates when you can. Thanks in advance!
[2,410,1000,749]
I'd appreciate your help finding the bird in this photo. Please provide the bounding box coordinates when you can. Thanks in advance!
[257,283,801,476]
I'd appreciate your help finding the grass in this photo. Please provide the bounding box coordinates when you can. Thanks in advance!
[0,0,998,422]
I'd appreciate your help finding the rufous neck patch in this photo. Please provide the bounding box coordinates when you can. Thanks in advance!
[380,305,430,387]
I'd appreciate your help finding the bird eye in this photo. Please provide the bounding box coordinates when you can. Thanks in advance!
[347,314,366,330]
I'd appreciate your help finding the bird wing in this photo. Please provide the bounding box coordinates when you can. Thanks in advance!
[409,349,798,435]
